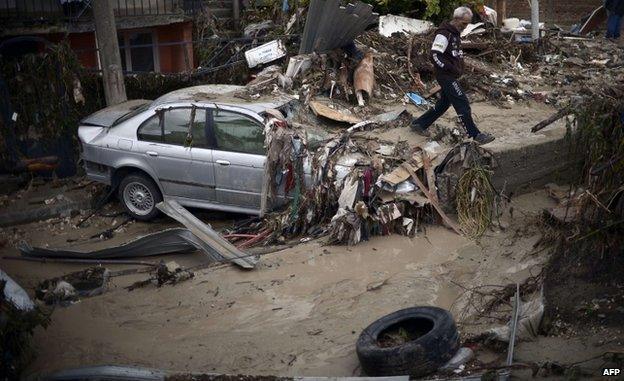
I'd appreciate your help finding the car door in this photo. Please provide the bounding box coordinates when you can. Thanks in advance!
[209,107,266,209]
[135,107,215,201]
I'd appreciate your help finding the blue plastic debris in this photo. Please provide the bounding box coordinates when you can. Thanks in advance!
[406,92,429,106]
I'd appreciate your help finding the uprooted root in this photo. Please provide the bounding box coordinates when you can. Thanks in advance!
[456,166,496,238]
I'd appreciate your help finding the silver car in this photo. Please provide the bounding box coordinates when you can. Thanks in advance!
[78,85,298,220]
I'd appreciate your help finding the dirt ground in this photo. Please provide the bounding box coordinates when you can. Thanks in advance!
[2,187,620,379]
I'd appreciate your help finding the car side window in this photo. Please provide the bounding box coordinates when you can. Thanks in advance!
[137,108,208,148]
[213,110,265,155]
[163,108,208,147]
[137,114,161,142]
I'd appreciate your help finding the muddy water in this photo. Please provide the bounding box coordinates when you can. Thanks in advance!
[1,192,556,378]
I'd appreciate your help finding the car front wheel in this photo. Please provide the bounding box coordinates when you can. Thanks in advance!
[118,173,163,221]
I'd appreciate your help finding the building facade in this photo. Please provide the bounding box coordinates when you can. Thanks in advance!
[0,0,211,73]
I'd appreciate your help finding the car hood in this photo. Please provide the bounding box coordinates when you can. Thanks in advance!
[80,99,151,127]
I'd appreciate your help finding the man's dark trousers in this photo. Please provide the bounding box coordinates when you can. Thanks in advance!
[413,76,480,138]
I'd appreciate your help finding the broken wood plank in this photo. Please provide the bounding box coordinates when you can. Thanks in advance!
[421,151,438,204]
[309,100,361,124]
[402,163,463,235]
[424,84,441,98]
[531,109,572,133]
[156,201,257,269]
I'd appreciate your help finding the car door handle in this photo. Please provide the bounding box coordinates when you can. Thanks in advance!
[216,160,230,166]
[146,151,159,157]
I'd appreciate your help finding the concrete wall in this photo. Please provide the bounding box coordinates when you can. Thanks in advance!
[488,0,604,25]
[491,138,578,195]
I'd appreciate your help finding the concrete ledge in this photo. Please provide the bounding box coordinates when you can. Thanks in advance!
[0,198,91,227]
[490,136,578,195]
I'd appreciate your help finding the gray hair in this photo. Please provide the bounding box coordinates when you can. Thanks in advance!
[453,6,473,19]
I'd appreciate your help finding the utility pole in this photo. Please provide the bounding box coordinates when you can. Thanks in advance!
[92,0,127,106]
[496,0,506,26]
[531,0,540,42]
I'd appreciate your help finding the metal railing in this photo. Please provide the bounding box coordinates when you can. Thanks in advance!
[0,0,205,25]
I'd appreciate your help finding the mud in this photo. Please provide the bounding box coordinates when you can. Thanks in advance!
[0,189,567,378]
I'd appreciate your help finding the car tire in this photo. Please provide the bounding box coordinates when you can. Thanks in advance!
[356,306,460,377]
[118,173,162,221]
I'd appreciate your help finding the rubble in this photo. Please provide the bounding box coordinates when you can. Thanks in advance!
[229,14,624,248]
[127,261,194,291]
[157,200,258,269]
[36,267,110,306]
[1,269,50,379]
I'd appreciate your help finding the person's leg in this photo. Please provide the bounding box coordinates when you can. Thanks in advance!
[615,14,622,39]
[411,84,450,130]
[606,13,618,38]
[439,77,481,138]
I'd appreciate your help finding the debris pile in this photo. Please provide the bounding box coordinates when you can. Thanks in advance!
[228,13,624,248]
[228,111,489,246]
[1,270,50,379]
[36,266,110,306]
[127,261,194,291]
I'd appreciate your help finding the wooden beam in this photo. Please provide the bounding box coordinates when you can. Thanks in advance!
[402,163,463,236]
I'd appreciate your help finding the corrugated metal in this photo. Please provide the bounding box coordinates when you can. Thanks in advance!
[299,0,379,54]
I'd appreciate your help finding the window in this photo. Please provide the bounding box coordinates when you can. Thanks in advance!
[137,108,208,147]
[118,30,160,72]
[213,111,265,155]
[137,114,161,142]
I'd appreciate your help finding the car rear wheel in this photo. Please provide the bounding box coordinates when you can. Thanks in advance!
[118,173,162,221]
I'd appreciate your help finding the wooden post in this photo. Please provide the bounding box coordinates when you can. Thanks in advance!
[92,0,127,106]
[233,0,240,31]
[496,0,506,26]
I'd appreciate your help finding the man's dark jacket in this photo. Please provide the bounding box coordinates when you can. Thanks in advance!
[430,22,464,79]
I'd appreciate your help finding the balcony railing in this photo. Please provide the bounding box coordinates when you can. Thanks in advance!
[0,0,205,26]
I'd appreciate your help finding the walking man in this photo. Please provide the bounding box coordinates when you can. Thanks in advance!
[411,6,495,145]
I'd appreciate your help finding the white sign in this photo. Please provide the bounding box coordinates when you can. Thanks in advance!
[379,15,434,37]
[245,40,287,68]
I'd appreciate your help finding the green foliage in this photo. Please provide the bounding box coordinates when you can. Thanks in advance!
[0,42,105,166]
[0,40,249,166]
[358,0,462,23]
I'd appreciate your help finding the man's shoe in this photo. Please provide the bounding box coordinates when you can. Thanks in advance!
[474,132,495,145]
[411,122,430,137]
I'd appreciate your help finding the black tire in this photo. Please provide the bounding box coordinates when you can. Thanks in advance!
[356,306,460,377]
[118,173,162,221]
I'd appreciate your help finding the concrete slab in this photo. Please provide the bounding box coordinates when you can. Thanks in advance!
[0,180,96,227]
[386,100,575,195]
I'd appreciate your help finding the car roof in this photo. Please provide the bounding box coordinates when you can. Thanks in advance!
[150,85,295,114]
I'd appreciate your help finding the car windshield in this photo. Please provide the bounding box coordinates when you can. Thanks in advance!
[111,102,151,127]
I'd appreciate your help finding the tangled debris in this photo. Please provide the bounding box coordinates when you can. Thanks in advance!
[127,261,194,291]
[1,270,51,379]
[227,109,484,247]
[36,266,110,306]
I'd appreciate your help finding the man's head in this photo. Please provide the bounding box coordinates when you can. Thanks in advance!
[451,6,473,32]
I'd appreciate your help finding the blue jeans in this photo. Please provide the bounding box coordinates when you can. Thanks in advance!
[606,13,622,39]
